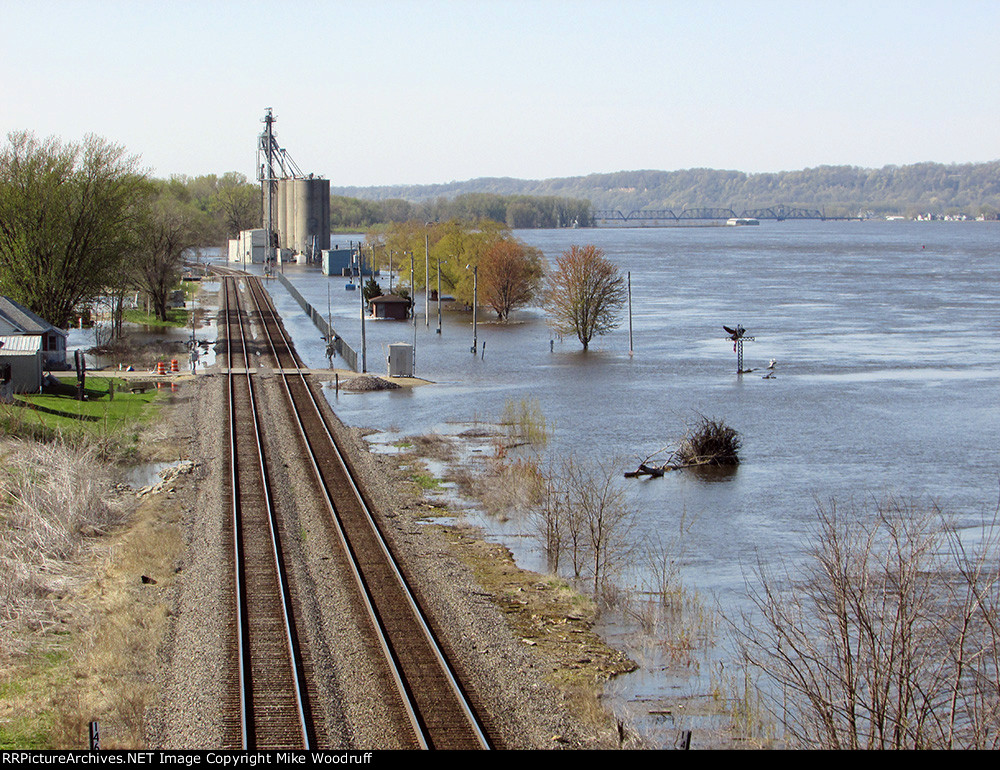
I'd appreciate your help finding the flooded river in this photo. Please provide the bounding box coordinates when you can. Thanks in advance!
[228,220,1000,743]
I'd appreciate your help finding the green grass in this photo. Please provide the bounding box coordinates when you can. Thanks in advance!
[411,473,443,490]
[123,306,190,328]
[5,377,164,457]
[0,641,71,749]
[0,715,51,749]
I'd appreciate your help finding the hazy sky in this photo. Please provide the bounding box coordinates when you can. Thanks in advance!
[4,0,998,186]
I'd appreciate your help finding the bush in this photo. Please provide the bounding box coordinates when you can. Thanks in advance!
[677,417,741,466]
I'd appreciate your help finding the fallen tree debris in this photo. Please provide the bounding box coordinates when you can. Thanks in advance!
[626,417,741,478]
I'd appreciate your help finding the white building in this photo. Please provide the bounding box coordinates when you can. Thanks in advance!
[228,229,268,264]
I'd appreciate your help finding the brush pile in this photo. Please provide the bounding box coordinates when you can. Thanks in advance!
[677,417,741,466]
[340,374,401,392]
[626,417,741,478]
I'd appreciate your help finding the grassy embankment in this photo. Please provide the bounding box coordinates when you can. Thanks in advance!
[2,378,163,460]
[0,342,181,748]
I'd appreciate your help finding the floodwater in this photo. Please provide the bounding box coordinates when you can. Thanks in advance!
[231,221,1000,742]
[68,281,220,372]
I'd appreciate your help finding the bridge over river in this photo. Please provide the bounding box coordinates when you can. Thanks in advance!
[593,205,855,226]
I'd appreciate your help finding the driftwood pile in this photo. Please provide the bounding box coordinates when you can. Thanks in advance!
[626,417,741,478]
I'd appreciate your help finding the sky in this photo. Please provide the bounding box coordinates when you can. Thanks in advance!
[3,0,998,186]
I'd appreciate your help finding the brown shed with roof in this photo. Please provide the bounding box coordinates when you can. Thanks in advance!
[369,294,410,321]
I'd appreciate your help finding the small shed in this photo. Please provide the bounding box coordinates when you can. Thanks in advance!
[0,335,44,394]
[369,294,410,321]
[0,296,68,369]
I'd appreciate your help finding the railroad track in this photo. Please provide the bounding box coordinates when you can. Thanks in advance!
[221,273,491,750]
[223,276,314,749]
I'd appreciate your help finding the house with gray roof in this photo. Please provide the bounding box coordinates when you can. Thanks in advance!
[0,296,68,369]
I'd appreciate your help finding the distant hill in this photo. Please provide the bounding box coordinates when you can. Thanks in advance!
[333,162,1000,219]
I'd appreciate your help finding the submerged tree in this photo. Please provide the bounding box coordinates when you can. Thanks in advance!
[477,239,543,321]
[545,245,626,349]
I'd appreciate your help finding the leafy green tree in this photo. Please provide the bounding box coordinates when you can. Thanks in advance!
[132,185,203,321]
[0,131,148,329]
[545,245,625,350]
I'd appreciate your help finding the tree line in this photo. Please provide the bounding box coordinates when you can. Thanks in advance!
[334,161,1000,220]
[365,220,625,347]
[0,129,626,350]
[0,131,259,330]
[332,192,593,230]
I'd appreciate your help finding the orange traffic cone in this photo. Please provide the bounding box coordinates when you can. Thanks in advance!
[170,359,179,373]
[156,361,165,375]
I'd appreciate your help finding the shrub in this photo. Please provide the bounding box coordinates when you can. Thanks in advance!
[677,418,740,466]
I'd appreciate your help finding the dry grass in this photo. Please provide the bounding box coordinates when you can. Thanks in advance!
[0,439,129,654]
[459,455,547,522]
[0,435,184,748]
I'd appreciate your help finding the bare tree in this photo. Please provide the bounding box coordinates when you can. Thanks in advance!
[733,498,1000,749]
[210,171,260,239]
[133,191,200,321]
[545,245,626,349]
[533,456,636,595]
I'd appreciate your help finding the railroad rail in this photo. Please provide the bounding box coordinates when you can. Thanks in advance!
[223,276,314,749]
[221,272,491,749]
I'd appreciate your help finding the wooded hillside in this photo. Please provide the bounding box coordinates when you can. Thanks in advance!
[333,161,1000,220]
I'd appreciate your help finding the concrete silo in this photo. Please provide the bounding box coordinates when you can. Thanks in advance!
[277,176,330,262]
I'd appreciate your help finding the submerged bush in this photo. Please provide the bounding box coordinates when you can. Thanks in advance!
[677,417,741,466]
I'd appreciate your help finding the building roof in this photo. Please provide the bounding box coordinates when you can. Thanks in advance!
[0,334,43,354]
[0,296,67,336]
[370,294,410,304]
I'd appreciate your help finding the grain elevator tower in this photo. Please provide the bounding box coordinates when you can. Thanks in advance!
[257,109,330,263]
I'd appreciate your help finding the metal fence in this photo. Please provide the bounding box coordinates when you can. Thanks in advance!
[273,273,358,372]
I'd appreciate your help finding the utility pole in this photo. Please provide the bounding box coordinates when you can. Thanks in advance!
[410,251,416,373]
[470,265,478,355]
[424,232,430,327]
[360,245,368,372]
[436,255,442,334]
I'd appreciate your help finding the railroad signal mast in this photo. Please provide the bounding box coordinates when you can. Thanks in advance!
[724,324,755,374]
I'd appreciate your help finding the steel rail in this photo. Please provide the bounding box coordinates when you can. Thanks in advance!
[224,276,312,749]
[244,277,491,750]
[224,278,250,750]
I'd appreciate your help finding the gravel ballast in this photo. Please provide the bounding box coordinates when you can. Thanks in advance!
[146,288,628,750]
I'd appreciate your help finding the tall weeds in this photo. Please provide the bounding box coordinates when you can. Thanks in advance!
[0,438,129,654]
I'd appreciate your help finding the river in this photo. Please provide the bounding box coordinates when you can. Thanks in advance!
[244,220,1000,743]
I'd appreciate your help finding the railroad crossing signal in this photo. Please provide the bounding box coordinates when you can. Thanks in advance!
[723,324,755,374]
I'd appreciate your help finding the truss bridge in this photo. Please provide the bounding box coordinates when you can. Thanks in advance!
[593,204,834,226]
